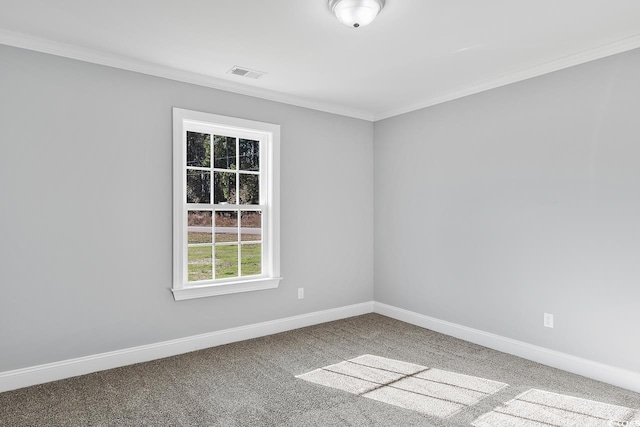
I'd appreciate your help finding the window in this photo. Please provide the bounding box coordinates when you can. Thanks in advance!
[172,108,281,300]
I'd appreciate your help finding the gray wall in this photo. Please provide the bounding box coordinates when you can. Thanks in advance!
[2,41,639,375]
[374,48,640,372]
[0,45,374,372]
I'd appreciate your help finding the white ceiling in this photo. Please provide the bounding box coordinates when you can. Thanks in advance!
[1,0,639,121]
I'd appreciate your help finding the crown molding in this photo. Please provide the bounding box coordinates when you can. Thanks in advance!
[374,33,640,121]
[0,29,375,122]
[1,28,639,124]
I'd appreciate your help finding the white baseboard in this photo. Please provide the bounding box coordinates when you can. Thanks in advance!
[0,301,374,393]
[373,302,640,394]
[3,300,639,395]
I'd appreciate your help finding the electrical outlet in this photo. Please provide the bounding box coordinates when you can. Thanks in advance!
[298,288,304,299]
[544,313,554,328]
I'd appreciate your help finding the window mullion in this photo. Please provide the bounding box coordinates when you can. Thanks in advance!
[235,137,240,204]
[235,137,241,276]
[208,133,214,205]
[212,243,216,280]
[238,223,242,277]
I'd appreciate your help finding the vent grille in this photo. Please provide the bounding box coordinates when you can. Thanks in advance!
[228,66,266,80]
[230,68,249,76]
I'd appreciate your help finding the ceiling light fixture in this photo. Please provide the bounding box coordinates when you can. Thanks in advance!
[328,0,385,28]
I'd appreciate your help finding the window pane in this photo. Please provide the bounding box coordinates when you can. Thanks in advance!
[241,211,261,241]
[239,139,259,171]
[239,174,259,205]
[188,246,213,282]
[186,132,211,167]
[214,172,236,204]
[214,135,236,170]
[215,211,238,242]
[215,245,238,279]
[186,170,211,203]
[241,244,261,276]
[188,211,212,244]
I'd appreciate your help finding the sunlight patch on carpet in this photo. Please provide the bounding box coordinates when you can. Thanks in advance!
[296,354,508,418]
[472,389,640,427]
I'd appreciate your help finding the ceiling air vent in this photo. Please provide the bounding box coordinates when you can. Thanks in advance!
[227,66,266,80]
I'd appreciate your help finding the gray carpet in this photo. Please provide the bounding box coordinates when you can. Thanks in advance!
[0,314,638,426]
[296,355,509,418]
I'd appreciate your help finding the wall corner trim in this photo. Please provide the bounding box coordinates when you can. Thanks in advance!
[0,301,374,393]
[373,302,640,394]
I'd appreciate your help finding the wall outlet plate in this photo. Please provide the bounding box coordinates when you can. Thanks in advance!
[544,313,554,328]
[298,288,304,299]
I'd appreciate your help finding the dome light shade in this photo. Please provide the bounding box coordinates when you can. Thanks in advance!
[329,0,386,28]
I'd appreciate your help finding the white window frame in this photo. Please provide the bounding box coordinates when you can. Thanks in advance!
[172,108,281,301]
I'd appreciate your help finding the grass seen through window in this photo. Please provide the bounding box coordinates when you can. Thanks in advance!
[188,244,261,282]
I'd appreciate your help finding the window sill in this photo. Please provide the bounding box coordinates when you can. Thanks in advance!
[171,277,282,301]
